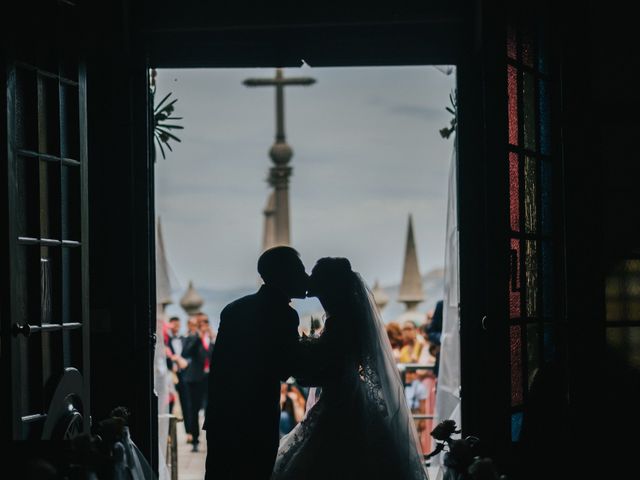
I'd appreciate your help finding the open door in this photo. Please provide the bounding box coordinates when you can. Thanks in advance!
[457,0,566,474]
[2,1,90,441]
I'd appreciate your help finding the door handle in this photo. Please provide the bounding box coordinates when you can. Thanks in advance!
[481,315,488,331]
[12,323,34,337]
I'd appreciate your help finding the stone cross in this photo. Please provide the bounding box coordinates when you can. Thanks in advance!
[243,68,316,143]
[244,68,315,248]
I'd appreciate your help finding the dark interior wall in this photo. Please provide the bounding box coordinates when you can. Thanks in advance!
[561,2,640,478]
[83,0,156,468]
[139,1,465,68]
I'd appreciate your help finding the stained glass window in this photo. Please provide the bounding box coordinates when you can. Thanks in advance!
[507,12,556,441]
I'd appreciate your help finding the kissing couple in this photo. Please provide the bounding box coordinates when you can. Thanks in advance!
[203,246,428,480]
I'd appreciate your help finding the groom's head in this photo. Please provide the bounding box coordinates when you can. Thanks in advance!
[258,246,309,300]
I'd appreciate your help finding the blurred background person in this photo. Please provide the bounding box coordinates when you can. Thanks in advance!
[385,321,404,363]
[182,314,214,452]
[166,316,192,439]
[403,367,429,453]
[279,380,306,438]
[399,320,426,364]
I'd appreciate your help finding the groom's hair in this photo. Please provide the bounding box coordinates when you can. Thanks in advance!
[257,246,301,283]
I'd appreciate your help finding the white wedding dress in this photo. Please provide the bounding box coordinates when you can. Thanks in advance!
[272,275,429,480]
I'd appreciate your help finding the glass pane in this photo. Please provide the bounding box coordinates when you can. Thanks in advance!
[606,327,640,372]
[524,157,537,233]
[521,25,534,68]
[62,248,71,324]
[507,24,517,60]
[523,71,537,151]
[66,328,84,369]
[60,84,80,160]
[62,247,82,323]
[17,155,41,238]
[542,240,554,318]
[543,323,556,361]
[511,325,523,406]
[539,79,551,155]
[540,159,552,235]
[509,152,520,232]
[15,67,39,152]
[511,412,524,442]
[61,165,81,241]
[527,323,540,389]
[40,75,60,156]
[525,240,538,317]
[510,238,521,319]
[537,21,549,74]
[606,260,640,322]
[508,65,519,146]
[40,160,61,240]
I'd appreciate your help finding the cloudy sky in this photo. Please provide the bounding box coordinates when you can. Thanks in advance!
[155,65,456,293]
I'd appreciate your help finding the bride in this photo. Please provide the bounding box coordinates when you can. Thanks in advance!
[272,257,428,479]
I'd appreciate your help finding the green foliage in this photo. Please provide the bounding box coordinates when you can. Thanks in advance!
[439,90,458,140]
[150,69,184,161]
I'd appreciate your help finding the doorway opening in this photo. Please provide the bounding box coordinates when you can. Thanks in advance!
[152,64,459,479]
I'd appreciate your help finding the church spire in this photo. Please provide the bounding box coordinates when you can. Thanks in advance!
[398,214,424,311]
[262,191,277,251]
[245,68,316,248]
[155,217,173,310]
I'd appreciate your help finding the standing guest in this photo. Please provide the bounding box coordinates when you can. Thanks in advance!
[166,316,192,438]
[415,332,437,454]
[385,321,404,363]
[182,314,214,452]
[427,300,444,377]
[197,313,215,410]
[404,368,429,453]
[399,320,427,364]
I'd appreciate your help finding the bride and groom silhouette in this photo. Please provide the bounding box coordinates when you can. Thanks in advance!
[204,246,428,479]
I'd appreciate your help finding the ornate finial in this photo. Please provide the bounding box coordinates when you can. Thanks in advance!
[180,280,204,315]
[372,279,389,311]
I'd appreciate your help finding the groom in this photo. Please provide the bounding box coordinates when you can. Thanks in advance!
[204,246,309,479]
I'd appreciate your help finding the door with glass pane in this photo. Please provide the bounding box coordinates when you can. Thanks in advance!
[505,2,566,450]
[3,0,89,440]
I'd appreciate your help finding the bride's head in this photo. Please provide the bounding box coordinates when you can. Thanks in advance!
[307,257,358,315]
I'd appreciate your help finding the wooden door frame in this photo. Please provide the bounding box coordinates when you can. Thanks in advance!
[136,0,515,467]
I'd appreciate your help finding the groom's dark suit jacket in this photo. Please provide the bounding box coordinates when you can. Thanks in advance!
[204,284,301,479]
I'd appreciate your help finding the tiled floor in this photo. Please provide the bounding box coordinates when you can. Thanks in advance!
[175,411,207,480]
[169,408,440,480]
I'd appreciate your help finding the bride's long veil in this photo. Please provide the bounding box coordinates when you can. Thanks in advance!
[276,272,428,479]
[353,274,428,479]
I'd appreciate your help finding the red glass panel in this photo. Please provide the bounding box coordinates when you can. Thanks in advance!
[508,65,519,146]
[511,325,523,406]
[509,152,520,232]
[510,238,521,318]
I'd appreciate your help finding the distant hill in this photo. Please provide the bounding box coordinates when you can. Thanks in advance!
[163,268,444,331]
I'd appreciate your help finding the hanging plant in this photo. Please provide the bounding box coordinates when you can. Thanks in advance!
[440,90,458,139]
[150,69,184,161]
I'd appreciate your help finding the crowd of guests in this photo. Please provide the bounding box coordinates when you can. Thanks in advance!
[160,302,443,453]
[386,300,443,454]
[162,312,215,452]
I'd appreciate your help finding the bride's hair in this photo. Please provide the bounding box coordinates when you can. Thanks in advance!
[308,257,358,313]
